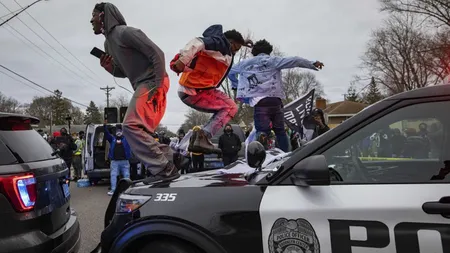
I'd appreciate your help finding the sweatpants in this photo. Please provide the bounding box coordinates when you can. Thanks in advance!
[122,76,171,176]
[178,89,238,137]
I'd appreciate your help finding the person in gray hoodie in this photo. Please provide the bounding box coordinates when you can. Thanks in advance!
[91,2,179,184]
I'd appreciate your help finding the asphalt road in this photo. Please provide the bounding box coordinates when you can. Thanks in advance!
[70,181,111,253]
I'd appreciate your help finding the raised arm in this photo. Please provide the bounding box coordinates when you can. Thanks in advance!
[103,124,113,143]
[273,56,320,71]
[228,61,243,90]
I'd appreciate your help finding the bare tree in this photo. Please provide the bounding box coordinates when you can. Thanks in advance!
[380,0,450,27]
[360,14,441,94]
[427,29,450,80]
[110,93,130,108]
[282,70,325,104]
[182,108,210,130]
[0,92,21,113]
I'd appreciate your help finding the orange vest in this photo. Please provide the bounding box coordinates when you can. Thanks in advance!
[179,51,230,89]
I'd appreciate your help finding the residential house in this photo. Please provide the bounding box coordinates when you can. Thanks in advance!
[318,99,368,129]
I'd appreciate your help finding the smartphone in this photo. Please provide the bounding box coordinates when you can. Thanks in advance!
[90,47,105,59]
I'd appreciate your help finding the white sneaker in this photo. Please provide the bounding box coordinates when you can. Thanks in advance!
[107,191,114,196]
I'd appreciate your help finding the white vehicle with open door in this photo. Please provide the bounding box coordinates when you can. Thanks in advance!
[83,123,122,185]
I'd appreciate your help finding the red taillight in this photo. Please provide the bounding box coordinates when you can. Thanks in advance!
[0,174,37,212]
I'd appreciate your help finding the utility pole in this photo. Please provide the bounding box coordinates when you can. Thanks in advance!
[0,0,48,27]
[100,86,115,107]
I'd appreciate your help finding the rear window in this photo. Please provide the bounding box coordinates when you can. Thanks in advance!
[0,117,55,164]
[0,141,17,165]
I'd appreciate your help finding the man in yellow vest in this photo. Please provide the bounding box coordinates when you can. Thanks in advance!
[72,131,84,181]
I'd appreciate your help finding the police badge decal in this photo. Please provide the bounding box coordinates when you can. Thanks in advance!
[268,218,320,253]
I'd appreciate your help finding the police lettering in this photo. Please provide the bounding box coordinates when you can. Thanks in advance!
[329,219,450,253]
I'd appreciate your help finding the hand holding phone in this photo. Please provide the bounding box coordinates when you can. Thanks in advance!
[90,47,105,59]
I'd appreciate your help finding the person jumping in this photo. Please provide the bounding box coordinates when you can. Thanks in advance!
[91,2,179,184]
[170,24,252,154]
[228,39,324,152]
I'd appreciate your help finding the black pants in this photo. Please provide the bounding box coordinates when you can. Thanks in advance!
[192,154,204,172]
[222,153,238,166]
[180,157,191,174]
[63,159,72,185]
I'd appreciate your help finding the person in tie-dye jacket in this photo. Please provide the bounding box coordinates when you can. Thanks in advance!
[170,24,252,154]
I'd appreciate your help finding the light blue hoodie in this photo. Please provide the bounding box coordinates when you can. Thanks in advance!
[228,54,318,104]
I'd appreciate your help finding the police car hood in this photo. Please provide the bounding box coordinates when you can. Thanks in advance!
[127,171,253,192]
[126,149,289,192]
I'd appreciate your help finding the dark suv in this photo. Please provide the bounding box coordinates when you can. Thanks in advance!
[0,113,80,253]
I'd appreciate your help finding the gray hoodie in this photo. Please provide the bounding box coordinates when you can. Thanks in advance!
[102,3,166,89]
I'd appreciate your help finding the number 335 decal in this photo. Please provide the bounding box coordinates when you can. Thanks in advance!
[154,193,177,202]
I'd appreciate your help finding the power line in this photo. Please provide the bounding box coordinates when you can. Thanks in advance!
[0,7,21,19]
[0,68,46,95]
[0,64,89,108]
[12,0,106,85]
[0,1,100,88]
[0,20,96,90]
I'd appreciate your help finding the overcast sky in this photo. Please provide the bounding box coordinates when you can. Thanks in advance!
[0,0,385,132]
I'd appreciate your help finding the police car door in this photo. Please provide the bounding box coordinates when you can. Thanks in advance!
[260,99,450,253]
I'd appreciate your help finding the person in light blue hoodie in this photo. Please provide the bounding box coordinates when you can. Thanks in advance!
[228,39,324,152]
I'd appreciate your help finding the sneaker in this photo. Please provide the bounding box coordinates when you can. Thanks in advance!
[190,129,221,154]
[257,132,269,150]
[142,162,180,185]
[107,191,114,196]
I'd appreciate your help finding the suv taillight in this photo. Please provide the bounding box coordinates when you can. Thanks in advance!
[0,174,37,212]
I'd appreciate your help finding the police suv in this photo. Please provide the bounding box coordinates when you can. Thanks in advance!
[95,85,450,253]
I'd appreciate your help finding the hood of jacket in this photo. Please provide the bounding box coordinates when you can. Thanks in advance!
[103,3,127,35]
[201,24,231,56]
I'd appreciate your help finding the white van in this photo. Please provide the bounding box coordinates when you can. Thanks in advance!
[83,123,142,184]
[83,123,113,184]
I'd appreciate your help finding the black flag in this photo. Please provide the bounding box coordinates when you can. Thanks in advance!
[283,89,315,133]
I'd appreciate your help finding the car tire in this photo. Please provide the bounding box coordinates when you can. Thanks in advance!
[138,239,200,253]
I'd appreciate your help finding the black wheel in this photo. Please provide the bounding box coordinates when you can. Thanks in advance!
[138,239,199,253]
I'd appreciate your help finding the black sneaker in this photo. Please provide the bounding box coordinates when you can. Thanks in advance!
[142,162,180,185]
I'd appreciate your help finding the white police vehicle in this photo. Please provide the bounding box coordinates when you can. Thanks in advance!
[94,85,450,253]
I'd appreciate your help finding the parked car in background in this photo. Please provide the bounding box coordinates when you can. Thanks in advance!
[204,124,246,170]
[0,112,80,253]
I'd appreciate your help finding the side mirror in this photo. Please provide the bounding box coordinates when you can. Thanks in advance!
[290,155,330,186]
[247,141,266,168]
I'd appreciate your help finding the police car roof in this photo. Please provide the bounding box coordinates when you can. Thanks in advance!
[0,112,40,124]
[387,84,450,101]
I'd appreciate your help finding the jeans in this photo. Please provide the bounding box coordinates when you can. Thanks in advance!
[254,97,289,152]
[122,76,172,175]
[110,160,130,192]
[179,89,238,136]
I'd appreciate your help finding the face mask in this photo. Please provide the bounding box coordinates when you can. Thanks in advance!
[225,129,232,133]
[116,132,123,137]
